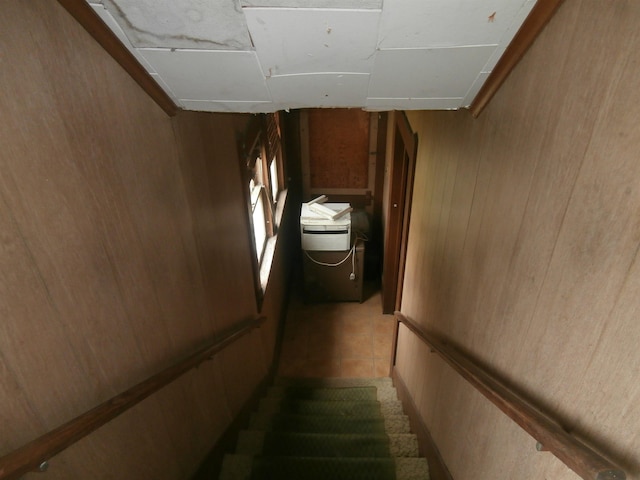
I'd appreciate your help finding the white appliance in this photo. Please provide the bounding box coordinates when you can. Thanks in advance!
[300,202,351,251]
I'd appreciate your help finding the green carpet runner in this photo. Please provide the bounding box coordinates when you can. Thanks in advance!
[220,377,429,480]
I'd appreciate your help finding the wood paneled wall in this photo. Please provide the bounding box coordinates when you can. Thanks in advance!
[0,2,291,478]
[396,1,640,479]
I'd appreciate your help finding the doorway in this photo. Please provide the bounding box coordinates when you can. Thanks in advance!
[381,112,417,314]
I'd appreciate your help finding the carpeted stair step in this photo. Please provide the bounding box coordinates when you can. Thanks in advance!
[237,431,420,457]
[219,377,429,479]
[258,397,405,417]
[273,377,399,401]
[266,385,379,402]
[269,380,400,404]
[220,454,429,480]
[249,412,411,434]
[273,377,394,389]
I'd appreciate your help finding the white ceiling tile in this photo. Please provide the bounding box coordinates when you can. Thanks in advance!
[366,97,462,111]
[378,0,531,48]
[149,73,182,106]
[482,45,507,73]
[90,3,156,72]
[244,8,381,76]
[88,0,536,111]
[267,73,369,109]
[462,71,491,107]
[102,0,252,49]
[179,100,278,113]
[138,49,271,102]
[241,0,381,8]
[368,46,496,99]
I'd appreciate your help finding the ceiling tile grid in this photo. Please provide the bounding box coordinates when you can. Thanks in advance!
[85,0,537,112]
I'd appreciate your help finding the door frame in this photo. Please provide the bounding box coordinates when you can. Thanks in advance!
[381,112,417,314]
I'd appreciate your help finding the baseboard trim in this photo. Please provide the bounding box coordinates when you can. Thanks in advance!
[392,366,454,480]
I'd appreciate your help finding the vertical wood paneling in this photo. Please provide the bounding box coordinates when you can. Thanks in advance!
[0,1,291,478]
[397,1,640,479]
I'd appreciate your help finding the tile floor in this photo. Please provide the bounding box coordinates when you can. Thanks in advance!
[277,282,397,378]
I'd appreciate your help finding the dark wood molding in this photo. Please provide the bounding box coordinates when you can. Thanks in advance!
[381,112,417,313]
[469,0,566,117]
[57,0,179,117]
[392,367,455,480]
[393,312,627,480]
[0,317,265,480]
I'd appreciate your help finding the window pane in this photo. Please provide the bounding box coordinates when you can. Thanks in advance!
[252,192,266,262]
[270,156,279,202]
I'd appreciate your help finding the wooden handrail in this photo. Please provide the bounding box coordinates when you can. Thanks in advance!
[0,316,266,480]
[393,312,626,480]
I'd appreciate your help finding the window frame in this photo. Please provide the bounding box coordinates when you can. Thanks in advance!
[240,113,287,309]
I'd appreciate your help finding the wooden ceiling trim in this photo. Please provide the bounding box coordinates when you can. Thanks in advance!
[57,0,179,117]
[469,0,565,118]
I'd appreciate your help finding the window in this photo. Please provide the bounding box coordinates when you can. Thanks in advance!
[241,113,287,305]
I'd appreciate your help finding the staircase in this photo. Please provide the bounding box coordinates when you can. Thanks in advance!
[220,377,429,479]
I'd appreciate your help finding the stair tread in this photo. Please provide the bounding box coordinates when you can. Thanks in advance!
[259,398,382,416]
[250,412,411,434]
[275,377,393,388]
[220,454,429,480]
[267,385,379,402]
[259,397,404,417]
[268,383,399,403]
[237,430,420,458]
[221,379,427,479]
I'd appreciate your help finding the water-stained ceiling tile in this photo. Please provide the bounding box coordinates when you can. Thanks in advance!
[102,0,252,50]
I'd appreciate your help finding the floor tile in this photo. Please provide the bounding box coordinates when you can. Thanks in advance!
[341,358,374,377]
[277,282,393,379]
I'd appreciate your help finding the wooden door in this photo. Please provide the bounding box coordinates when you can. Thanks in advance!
[381,112,417,314]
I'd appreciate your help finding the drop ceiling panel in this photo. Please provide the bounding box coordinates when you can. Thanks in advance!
[138,49,271,102]
[241,0,381,8]
[150,73,181,106]
[85,0,538,111]
[244,8,381,76]
[180,100,279,113]
[368,46,496,99]
[90,3,156,72]
[366,97,462,111]
[102,0,252,49]
[267,73,369,108]
[463,71,490,107]
[378,0,532,48]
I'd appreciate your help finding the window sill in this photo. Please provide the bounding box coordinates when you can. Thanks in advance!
[258,189,288,300]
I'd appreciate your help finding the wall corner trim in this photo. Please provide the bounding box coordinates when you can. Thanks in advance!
[469,0,565,118]
[57,0,179,117]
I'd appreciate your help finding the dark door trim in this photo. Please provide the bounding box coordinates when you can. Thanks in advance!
[381,112,417,314]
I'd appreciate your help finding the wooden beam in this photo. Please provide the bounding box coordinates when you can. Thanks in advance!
[57,0,179,117]
[469,0,566,117]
